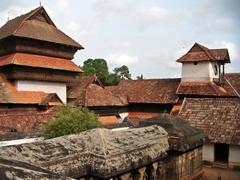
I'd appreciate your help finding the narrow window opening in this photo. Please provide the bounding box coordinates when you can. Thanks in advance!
[214,65,218,75]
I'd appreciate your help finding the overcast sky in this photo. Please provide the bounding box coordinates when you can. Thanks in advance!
[0,0,239,79]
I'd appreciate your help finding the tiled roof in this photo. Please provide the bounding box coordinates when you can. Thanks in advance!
[67,76,128,107]
[177,43,230,63]
[0,53,83,72]
[0,74,62,105]
[99,116,118,125]
[178,98,240,145]
[176,80,238,97]
[0,7,83,49]
[67,75,100,101]
[0,126,168,178]
[0,108,55,133]
[139,113,207,152]
[225,73,240,96]
[106,79,180,104]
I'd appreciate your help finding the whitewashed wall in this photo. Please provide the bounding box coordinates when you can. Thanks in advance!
[181,62,219,82]
[229,145,240,164]
[16,80,66,103]
[202,143,214,162]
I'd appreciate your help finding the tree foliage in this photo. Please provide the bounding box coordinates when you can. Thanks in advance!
[44,106,101,139]
[82,58,110,85]
[136,74,144,80]
[82,58,131,85]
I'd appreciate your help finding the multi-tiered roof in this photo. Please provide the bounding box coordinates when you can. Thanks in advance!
[0,6,83,83]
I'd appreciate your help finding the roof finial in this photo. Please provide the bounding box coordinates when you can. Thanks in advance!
[39,0,42,6]
[7,11,10,21]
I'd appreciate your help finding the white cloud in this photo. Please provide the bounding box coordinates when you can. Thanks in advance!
[140,7,168,19]
[138,7,168,29]
[106,53,139,66]
[93,0,133,20]
[213,17,235,33]
[111,42,132,49]
[0,6,31,26]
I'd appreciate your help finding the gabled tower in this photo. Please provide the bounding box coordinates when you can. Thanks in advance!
[0,7,84,103]
[177,43,230,83]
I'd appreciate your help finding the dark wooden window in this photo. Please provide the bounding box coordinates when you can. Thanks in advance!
[214,143,229,163]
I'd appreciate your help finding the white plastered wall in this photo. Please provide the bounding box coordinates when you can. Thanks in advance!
[202,143,214,162]
[16,80,66,103]
[181,62,219,82]
[229,145,240,164]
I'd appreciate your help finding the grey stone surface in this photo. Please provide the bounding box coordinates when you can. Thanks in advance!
[139,113,208,152]
[0,125,168,179]
[0,158,73,180]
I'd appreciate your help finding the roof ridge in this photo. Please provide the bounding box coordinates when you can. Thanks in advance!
[195,43,216,60]
[11,7,43,35]
[121,78,181,81]
[225,77,240,97]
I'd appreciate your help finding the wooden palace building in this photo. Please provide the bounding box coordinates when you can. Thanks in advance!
[0,7,84,132]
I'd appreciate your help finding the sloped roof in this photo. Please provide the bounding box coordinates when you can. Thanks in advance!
[177,43,230,63]
[178,98,240,145]
[0,53,83,72]
[0,108,56,133]
[0,158,73,179]
[0,126,168,179]
[0,6,83,49]
[67,75,101,100]
[0,74,63,105]
[176,80,238,97]
[225,73,240,96]
[67,76,128,107]
[139,113,207,152]
[106,79,180,104]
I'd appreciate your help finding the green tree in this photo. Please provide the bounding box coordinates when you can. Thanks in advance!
[81,58,132,85]
[44,106,101,139]
[136,74,144,80]
[82,59,110,85]
[113,65,131,80]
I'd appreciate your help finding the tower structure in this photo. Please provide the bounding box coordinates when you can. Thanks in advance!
[177,43,230,83]
[0,7,84,103]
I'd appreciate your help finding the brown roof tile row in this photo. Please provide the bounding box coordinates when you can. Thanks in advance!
[0,108,55,133]
[0,53,83,72]
[0,7,83,49]
[106,79,180,104]
[176,80,238,97]
[0,74,62,105]
[177,43,230,63]
[178,98,240,145]
[68,76,128,107]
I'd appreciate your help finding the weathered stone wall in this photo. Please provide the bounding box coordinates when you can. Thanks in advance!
[78,147,203,180]
[0,126,169,179]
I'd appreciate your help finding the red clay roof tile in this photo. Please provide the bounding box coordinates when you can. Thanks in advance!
[0,7,83,49]
[176,80,238,97]
[0,74,62,105]
[0,53,83,72]
[177,43,230,63]
[225,73,240,96]
[68,76,128,107]
[106,79,180,104]
[178,98,240,145]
